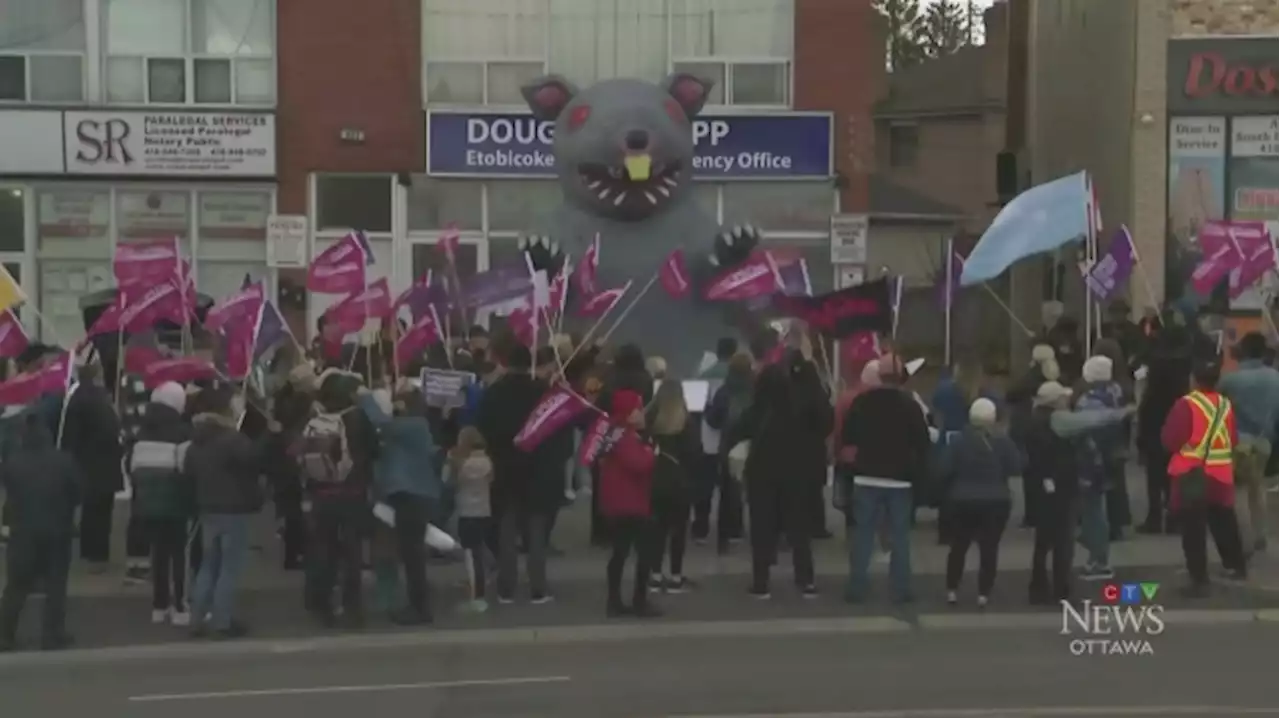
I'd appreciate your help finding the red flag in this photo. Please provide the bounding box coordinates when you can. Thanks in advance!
[120,281,189,332]
[0,351,73,406]
[507,302,535,346]
[124,341,166,376]
[142,356,217,390]
[438,223,461,265]
[114,237,180,291]
[578,413,624,467]
[574,233,600,297]
[576,282,630,318]
[324,278,393,335]
[704,252,779,301]
[394,304,444,367]
[514,385,592,452]
[222,311,259,379]
[204,281,265,333]
[1230,237,1277,299]
[659,248,691,299]
[307,232,370,294]
[0,310,30,360]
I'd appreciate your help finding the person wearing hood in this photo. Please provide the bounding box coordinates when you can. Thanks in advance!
[935,398,1023,608]
[357,384,441,625]
[0,410,82,652]
[598,389,660,617]
[1073,355,1126,580]
[645,379,701,593]
[840,354,932,604]
[696,352,753,550]
[729,350,831,599]
[298,371,378,628]
[125,382,195,627]
[185,387,274,639]
[1218,332,1278,556]
[476,345,554,604]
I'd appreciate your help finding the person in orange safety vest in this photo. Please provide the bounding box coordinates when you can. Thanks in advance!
[1160,360,1248,596]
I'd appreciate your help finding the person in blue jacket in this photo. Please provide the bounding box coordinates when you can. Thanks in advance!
[357,384,443,626]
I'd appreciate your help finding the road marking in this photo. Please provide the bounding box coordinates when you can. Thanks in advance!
[676,707,1275,717]
[127,675,571,702]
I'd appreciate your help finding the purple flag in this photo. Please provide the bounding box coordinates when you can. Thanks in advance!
[253,300,291,360]
[934,243,963,309]
[461,265,535,309]
[1084,226,1137,301]
[1229,232,1277,299]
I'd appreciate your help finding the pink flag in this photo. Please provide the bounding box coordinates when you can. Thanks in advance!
[87,301,125,338]
[514,385,592,452]
[578,413,624,467]
[704,252,778,301]
[205,282,265,333]
[574,233,601,297]
[1229,234,1277,299]
[438,223,461,265]
[222,312,259,379]
[508,303,535,346]
[307,232,370,294]
[1190,243,1246,296]
[393,270,433,311]
[659,248,691,299]
[395,304,444,367]
[548,266,569,320]
[142,356,217,390]
[0,311,30,360]
[324,278,393,335]
[120,281,189,332]
[124,342,166,376]
[576,282,630,318]
[0,352,73,406]
[114,237,180,290]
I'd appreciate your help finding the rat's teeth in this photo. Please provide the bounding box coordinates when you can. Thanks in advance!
[645,191,658,205]
[663,177,678,188]
[657,186,670,198]
[614,192,627,206]
[598,189,610,200]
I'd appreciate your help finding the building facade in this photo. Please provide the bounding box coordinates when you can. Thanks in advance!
[0,0,879,342]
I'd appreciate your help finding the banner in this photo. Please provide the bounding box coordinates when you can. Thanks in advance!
[419,367,475,409]
[0,351,73,406]
[204,281,265,333]
[773,278,894,339]
[0,310,30,359]
[514,385,592,452]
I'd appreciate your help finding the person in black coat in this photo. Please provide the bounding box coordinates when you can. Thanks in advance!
[533,347,578,554]
[646,379,702,591]
[1025,392,1079,605]
[62,364,124,569]
[1136,320,1193,534]
[270,365,318,569]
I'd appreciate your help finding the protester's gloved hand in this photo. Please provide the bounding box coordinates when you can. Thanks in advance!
[708,223,762,269]
[518,234,566,279]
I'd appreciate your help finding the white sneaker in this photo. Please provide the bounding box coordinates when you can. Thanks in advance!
[170,611,191,627]
[150,609,170,624]
[976,595,989,609]
[946,591,958,606]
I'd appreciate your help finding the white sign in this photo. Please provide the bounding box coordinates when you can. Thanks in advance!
[38,190,110,237]
[1168,117,1226,158]
[1231,116,1278,157]
[830,213,869,264]
[0,111,63,174]
[200,192,271,239]
[64,111,275,177]
[267,214,308,268]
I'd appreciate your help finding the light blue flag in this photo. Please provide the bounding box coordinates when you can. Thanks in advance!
[960,170,1090,286]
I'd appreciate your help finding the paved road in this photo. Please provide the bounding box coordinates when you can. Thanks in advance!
[0,622,1274,717]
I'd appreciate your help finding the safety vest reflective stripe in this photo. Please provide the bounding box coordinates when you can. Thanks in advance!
[1178,391,1233,466]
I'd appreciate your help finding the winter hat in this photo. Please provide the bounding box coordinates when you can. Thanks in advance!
[1031,343,1055,365]
[610,389,644,422]
[968,397,998,425]
[1034,381,1073,407]
[1041,358,1061,382]
[371,388,394,417]
[150,381,187,415]
[1082,355,1113,383]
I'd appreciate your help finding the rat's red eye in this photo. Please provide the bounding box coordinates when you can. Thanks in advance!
[567,105,591,130]
[664,98,687,124]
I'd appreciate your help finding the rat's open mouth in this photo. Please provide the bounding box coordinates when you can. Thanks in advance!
[577,160,683,209]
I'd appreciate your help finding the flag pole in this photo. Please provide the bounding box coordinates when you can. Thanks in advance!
[599,274,658,346]
[944,238,954,367]
[1124,226,1163,326]
[556,280,641,375]
[890,275,904,340]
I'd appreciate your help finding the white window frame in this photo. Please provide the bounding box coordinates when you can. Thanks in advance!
[101,0,276,107]
[32,183,276,342]
[423,58,550,107]
[669,58,792,109]
[0,51,89,104]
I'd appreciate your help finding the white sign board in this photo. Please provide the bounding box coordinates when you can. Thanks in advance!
[0,110,63,173]
[267,214,308,268]
[830,213,869,265]
[64,111,275,177]
[1231,116,1278,157]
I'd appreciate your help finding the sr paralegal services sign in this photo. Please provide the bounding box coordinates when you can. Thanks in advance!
[64,111,275,177]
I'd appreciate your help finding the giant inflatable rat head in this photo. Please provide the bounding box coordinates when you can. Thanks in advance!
[522,74,714,223]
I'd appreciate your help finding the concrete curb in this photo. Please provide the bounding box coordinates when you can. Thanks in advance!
[0,609,1269,669]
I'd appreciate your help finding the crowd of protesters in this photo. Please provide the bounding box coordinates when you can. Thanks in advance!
[0,298,1274,652]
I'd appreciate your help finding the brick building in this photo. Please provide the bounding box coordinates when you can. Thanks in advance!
[0,0,886,342]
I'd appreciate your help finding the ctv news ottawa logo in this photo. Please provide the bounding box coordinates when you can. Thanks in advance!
[1060,583,1165,656]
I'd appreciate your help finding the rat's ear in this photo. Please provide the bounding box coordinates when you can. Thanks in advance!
[663,73,714,118]
[521,75,579,122]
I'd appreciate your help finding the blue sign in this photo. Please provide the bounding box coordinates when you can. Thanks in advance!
[426,110,833,179]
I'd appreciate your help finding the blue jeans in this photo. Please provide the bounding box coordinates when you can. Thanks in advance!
[191,514,250,631]
[1078,491,1110,567]
[847,485,914,601]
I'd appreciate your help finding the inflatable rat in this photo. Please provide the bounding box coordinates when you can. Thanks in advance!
[516,73,765,375]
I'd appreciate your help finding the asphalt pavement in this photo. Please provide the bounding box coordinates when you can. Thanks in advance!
[0,622,1274,717]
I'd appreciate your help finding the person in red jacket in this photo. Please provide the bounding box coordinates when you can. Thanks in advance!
[598,390,660,618]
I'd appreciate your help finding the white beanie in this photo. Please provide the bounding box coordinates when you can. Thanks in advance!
[1031,343,1055,364]
[969,397,998,425]
[150,381,187,415]
[1082,355,1114,383]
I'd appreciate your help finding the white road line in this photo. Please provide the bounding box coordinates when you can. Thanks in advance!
[675,707,1275,718]
[127,675,571,703]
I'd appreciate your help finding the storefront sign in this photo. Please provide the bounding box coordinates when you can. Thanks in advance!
[64,111,275,177]
[1168,38,1278,114]
[37,190,110,238]
[267,214,308,268]
[426,110,833,179]
[830,214,869,265]
[1231,116,1279,156]
[199,192,271,239]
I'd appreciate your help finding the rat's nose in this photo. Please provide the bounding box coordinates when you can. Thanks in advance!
[624,129,650,151]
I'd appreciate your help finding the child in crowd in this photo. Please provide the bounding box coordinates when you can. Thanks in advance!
[448,426,494,613]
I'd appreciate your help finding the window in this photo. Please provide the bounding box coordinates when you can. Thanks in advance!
[116,190,192,249]
[423,0,546,105]
[487,181,560,232]
[721,182,833,232]
[407,176,483,231]
[104,0,275,105]
[547,0,668,85]
[671,0,793,107]
[38,189,111,345]
[888,123,919,169]
[692,182,720,221]
[412,242,479,284]
[316,175,393,233]
[0,0,86,102]
[0,188,24,253]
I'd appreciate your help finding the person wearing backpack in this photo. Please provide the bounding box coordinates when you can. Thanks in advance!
[125,382,195,627]
[297,371,378,627]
